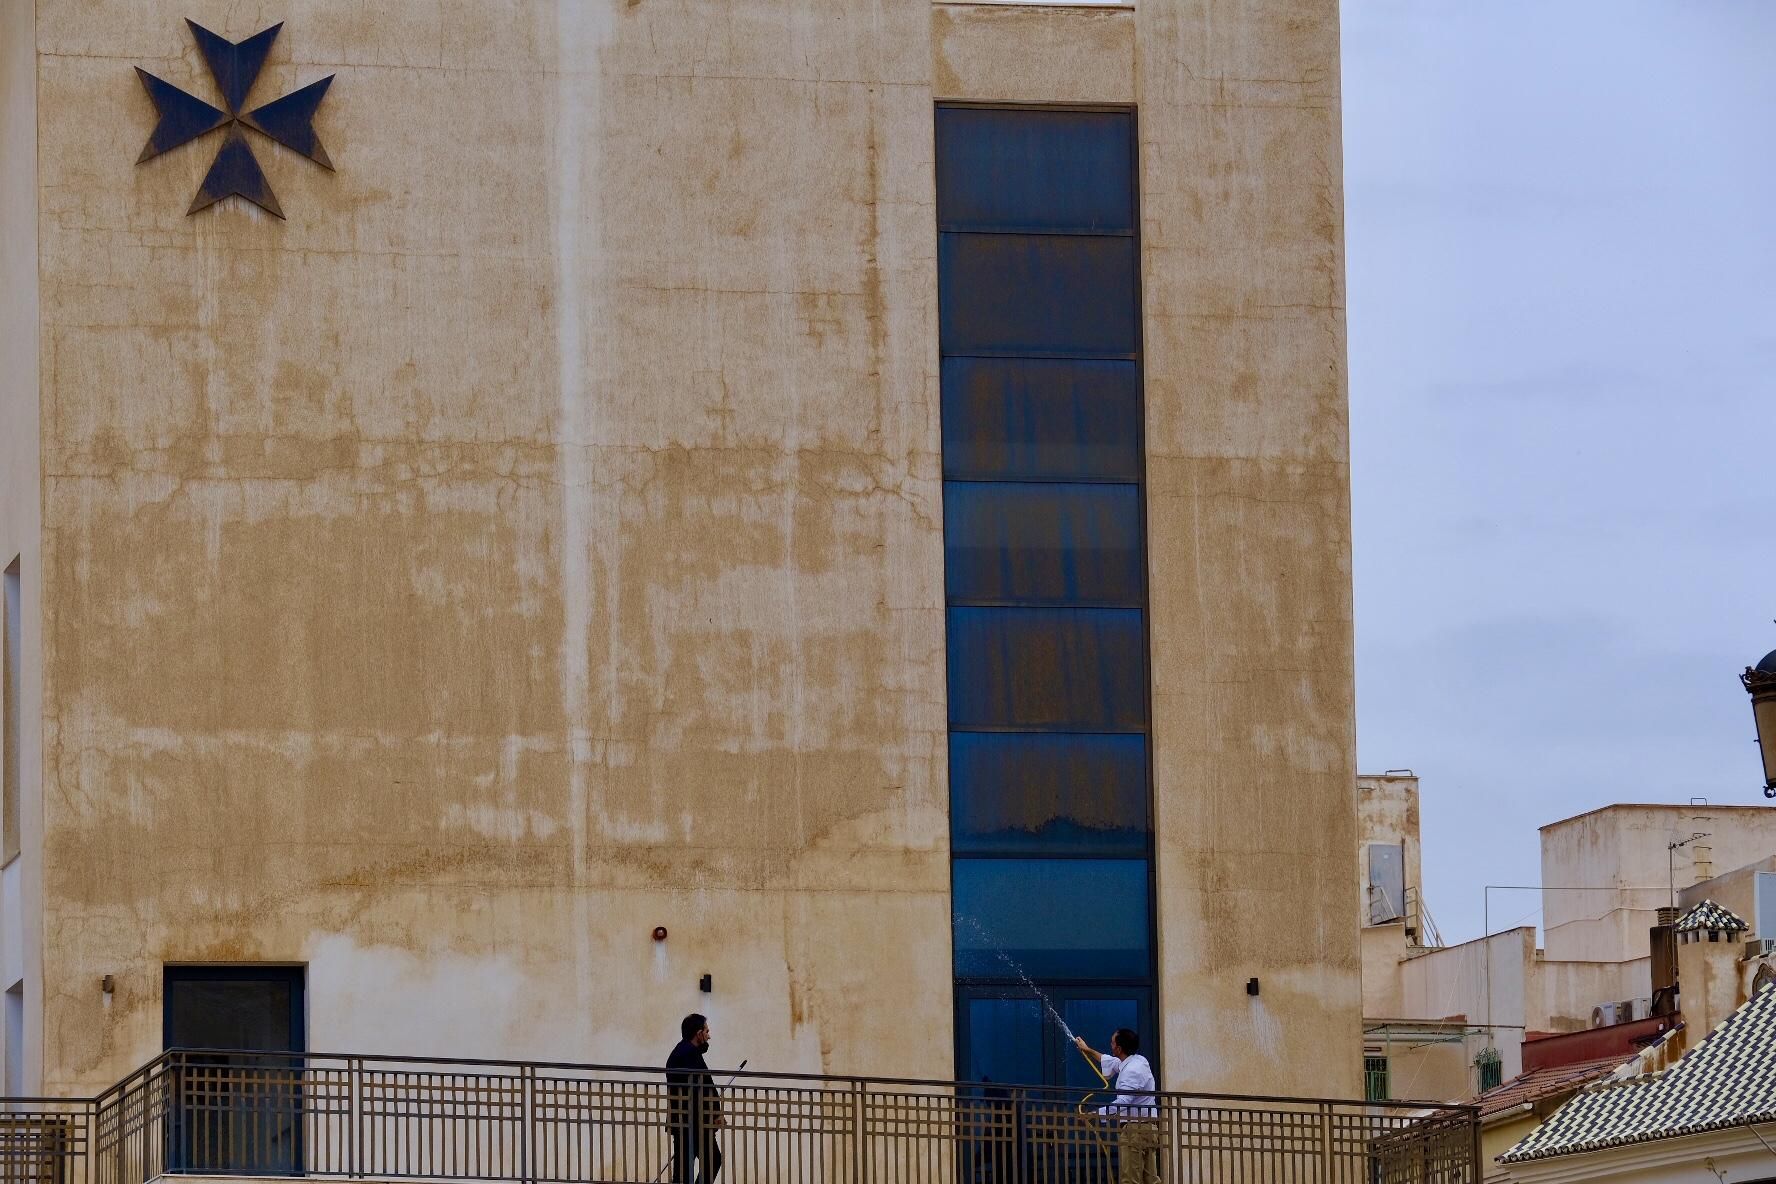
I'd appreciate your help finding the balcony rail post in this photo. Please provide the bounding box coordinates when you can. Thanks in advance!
[1166,1095,1180,1184]
[1319,1102,1334,1184]
[348,1056,362,1180]
[850,1078,866,1184]
[520,1062,535,1184]
[1012,1087,1025,1184]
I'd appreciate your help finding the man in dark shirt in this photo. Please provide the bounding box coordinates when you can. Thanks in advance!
[665,1013,723,1184]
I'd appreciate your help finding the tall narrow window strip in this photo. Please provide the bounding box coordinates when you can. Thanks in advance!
[3,558,18,866]
[937,105,1154,1084]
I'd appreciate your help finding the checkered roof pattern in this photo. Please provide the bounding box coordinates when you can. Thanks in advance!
[1501,983,1776,1162]
[1676,899,1749,932]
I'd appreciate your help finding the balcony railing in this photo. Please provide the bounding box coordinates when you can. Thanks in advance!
[0,1049,1478,1184]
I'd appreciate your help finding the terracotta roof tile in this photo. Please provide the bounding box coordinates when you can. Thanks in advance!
[1476,1056,1634,1120]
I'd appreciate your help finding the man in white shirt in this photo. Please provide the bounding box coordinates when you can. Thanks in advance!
[1074,1028,1159,1184]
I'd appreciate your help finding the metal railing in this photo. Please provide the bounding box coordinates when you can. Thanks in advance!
[1,1049,1478,1184]
[0,1101,91,1184]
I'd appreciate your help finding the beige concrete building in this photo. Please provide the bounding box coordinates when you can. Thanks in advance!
[1539,803,1776,973]
[0,0,1361,1100]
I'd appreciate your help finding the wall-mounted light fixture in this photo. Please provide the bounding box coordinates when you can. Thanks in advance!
[1245,978,1260,996]
[698,974,712,994]
[101,975,115,995]
[652,926,669,942]
[1741,648,1776,797]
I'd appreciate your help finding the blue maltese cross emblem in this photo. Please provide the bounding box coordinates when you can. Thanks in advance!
[135,20,335,219]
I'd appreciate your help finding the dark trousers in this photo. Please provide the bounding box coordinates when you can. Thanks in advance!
[671,1123,721,1184]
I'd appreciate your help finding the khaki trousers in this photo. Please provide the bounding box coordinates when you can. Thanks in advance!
[1117,1119,1161,1184]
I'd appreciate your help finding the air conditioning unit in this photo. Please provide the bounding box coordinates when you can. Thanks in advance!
[1591,1002,1622,1028]
[1749,938,1776,957]
[1629,997,1652,1021]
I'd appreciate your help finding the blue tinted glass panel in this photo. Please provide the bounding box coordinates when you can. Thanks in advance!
[962,997,1045,1087]
[942,358,1142,482]
[1062,998,1141,1091]
[954,859,1150,980]
[950,733,1148,856]
[947,607,1147,731]
[936,107,1134,233]
[939,234,1138,357]
[945,482,1143,606]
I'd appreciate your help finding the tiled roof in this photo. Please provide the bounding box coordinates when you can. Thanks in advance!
[1476,1056,1635,1121]
[1501,984,1776,1162]
[1676,899,1748,933]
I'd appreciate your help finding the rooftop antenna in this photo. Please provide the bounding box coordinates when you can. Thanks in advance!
[1669,832,1712,909]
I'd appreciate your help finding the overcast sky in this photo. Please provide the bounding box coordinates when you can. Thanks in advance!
[1341,2,1776,944]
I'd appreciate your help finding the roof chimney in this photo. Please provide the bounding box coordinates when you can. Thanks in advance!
[1650,911,1679,1016]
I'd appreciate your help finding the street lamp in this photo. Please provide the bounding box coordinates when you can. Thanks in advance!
[1742,648,1776,798]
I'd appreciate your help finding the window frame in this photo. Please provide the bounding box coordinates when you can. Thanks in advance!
[943,480,1146,608]
[1364,1055,1390,1102]
[948,731,1150,857]
[940,356,1144,484]
[952,855,1154,983]
[163,964,308,1053]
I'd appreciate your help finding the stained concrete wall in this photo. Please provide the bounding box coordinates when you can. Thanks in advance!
[1369,1032,1472,1104]
[1131,0,1359,1097]
[1535,959,1645,1033]
[1362,920,1407,1018]
[1676,932,1743,1044]
[1398,929,1537,1084]
[0,0,43,1097]
[25,0,1357,1098]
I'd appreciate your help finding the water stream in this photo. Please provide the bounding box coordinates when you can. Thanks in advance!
[952,912,1077,1044]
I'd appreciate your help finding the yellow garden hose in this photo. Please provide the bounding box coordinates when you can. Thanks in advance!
[1076,1041,1109,1087]
[1073,1042,1114,1176]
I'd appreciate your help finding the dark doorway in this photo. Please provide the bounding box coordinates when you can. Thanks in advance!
[164,966,306,1176]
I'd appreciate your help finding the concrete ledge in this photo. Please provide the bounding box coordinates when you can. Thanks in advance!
[932,1,1137,104]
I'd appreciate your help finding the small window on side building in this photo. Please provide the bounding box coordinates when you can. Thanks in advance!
[1476,1047,1503,1092]
[1364,1055,1389,1101]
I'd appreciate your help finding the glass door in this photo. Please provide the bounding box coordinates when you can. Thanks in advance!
[164,966,306,1175]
